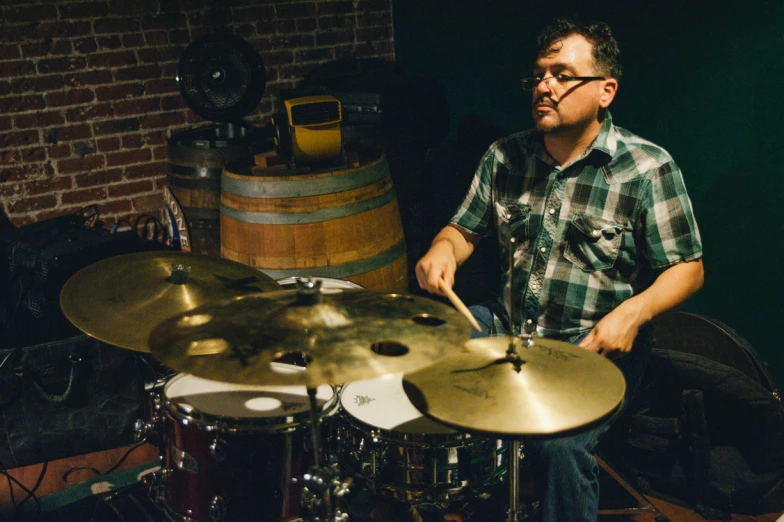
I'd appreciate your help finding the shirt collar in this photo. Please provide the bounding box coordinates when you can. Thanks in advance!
[529,111,617,169]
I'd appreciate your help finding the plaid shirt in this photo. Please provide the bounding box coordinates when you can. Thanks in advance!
[451,112,703,339]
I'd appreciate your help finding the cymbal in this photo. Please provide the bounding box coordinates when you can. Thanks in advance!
[60,251,280,352]
[148,288,471,387]
[402,336,626,438]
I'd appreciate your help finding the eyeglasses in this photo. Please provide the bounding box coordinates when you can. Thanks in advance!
[520,74,606,91]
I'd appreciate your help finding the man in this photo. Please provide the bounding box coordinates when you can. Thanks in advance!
[415,18,704,521]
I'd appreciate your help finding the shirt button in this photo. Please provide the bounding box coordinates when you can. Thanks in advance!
[526,319,533,324]
[540,247,546,253]
[592,230,601,237]
[548,208,555,215]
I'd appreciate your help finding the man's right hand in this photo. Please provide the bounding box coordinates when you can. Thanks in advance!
[415,239,457,295]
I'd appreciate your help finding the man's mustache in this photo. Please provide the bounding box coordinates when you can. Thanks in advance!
[534,97,557,108]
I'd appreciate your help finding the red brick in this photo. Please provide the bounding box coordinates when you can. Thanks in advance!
[95,83,145,102]
[74,38,98,54]
[357,0,390,10]
[22,176,74,196]
[144,30,168,46]
[277,64,316,81]
[318,15,354,30]
[278,2,316,18]
[98,199,133,216]
[125,162,162,179]
[10,75,65,93]
[132,193,164,212]
[108,179,154,198]
[0,60,36,78]
[169,29,190,45]
[47,144,71,159]
[262,50,294,66]
[4,5,58,24]
[0,150,21,165]
[272,34,315,48]
[356,26,391,41]
[14,111,65,129]
[21,147,47,163]
[315,30,355,46]
[114,64,162,82]
[58,155,105,175]
[141,13,187,31]
[59,2,110,19]
[152,144,168,161]
[75,169,124,188]
[111,0,162,16]
[97,138,122,152]
[276,20,297,33]
[65,70,114,87]
[140,112,185,130]
[61,187,107,205]
[88,51,137,68]
[121,34,145,48]
[138,46,183,64]
[65,103,114,122]
[0,82,10,97]
[21,40,74,58]
[45,89,95,107]
[143,131,167,146]
[105,149,152,167]
[160,95,184,111]
[93,117,140,136]
[7,194,58,214]
[44,124,92,144]
[121,134,144,149]
[0,130,39,148]
[296,19,318,32]
[357,11,391,26]
[97,36,123,50]
[1,163,50,183]
[235,5,275,21]
[145,78,177,95]
[295,48,335,63]
[93,18,141,35]
[160,62,177,77]
[114,98,161,117]
[37,56,87,74]
[0,45,21,60]
[0,182,23,199]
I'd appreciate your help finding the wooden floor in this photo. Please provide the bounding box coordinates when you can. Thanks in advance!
[1,445,782,521]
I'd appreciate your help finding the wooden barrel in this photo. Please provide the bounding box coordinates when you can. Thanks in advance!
[221,153,408,293]
[166,124,258,256]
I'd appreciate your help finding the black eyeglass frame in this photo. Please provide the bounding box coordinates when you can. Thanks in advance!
[520,75,606,91]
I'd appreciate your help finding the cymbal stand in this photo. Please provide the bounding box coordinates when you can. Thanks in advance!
[294,279,351,521]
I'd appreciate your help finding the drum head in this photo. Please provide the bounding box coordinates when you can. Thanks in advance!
[341,373,455,434]
[164,368,334,420]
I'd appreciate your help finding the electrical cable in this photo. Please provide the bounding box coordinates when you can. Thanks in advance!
[17,461,46,510]
[102,439,148,477]
[0,460,41,520]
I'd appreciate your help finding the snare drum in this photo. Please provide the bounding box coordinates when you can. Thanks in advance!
[337,373,505,503]
[158,371,338,522]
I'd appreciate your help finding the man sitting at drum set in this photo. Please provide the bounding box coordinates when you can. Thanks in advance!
[416,17,704,522]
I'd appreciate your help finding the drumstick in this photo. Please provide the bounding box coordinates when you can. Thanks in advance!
[438,278,482,332]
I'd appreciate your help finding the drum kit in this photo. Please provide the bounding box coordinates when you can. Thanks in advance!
[59,251,626,522]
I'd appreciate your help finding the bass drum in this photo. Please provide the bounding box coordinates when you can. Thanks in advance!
[157,368,338,522]
[337,373,506,503]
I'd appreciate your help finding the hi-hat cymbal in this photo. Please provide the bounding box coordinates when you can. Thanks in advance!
[60,251,280,352]
[148,288,471,387]
[402,336,626,438]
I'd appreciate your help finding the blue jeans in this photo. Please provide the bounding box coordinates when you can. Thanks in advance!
[469,302,651,522]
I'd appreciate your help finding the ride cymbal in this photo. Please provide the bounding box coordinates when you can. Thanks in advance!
[60,251,280,352]
[402,336,626,437]
[148,287,471,387]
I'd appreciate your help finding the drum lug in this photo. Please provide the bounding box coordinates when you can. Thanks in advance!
[209,496,227,521]
[210,437,228,461]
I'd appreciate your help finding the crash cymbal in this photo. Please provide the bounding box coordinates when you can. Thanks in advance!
[61,251,280,352]
[402,336,626,437]
[148,286,471,387]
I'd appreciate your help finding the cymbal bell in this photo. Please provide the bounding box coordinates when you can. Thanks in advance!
[148,288,471,387]
[402,336,626,438]
[60,251,280,352]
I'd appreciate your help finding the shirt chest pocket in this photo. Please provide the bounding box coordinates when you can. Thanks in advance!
[495,201,532,245]
[564,213,623,272]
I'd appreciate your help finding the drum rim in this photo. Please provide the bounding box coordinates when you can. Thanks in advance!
[161,373,339,431]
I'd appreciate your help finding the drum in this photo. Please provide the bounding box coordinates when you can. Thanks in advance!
[337,373,506,503]
[275,276,363,291]
[158,371,338,522]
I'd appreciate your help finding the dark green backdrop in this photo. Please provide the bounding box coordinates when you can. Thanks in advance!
[393,0,784,384]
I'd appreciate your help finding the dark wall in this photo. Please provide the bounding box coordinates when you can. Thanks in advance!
[393,0,784,384]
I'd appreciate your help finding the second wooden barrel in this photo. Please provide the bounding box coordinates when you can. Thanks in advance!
[221,153,408,292]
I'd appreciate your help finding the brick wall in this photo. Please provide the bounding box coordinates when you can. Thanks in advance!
[0,0,394,228]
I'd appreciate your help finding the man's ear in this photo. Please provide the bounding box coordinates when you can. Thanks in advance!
[599,78,618,108]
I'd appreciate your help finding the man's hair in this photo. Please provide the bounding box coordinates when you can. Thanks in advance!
[537,18,622,80]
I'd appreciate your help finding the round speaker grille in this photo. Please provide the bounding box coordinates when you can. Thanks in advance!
[177,33,266,123]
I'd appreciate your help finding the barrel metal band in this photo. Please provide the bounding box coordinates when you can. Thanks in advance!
[220,189,396,224]
[167,164,223,188]
[222,161,389,198]
[257,241,406,280]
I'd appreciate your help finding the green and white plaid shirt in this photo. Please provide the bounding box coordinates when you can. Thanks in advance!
[451,112,703,339]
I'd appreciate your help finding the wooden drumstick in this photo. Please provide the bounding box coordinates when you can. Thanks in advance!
[438,278,482,332]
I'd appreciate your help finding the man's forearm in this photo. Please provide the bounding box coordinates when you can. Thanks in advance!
[625,259,705,325]
[431,224,479,267]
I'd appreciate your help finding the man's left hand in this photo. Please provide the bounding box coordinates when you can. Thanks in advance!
[578,300,645,359]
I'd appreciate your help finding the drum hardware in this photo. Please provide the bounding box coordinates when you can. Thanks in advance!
[59,251,280,352]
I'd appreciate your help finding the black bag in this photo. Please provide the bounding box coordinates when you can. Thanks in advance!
[598,312,784,520]
[0,335,145,469]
